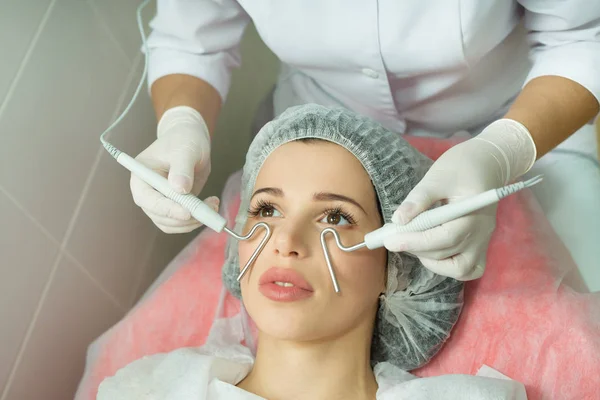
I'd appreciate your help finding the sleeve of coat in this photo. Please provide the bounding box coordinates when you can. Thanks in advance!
[146,0,251,102]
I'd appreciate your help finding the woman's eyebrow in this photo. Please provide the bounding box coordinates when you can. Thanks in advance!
[251,187,283,200]
[313,192,366,214]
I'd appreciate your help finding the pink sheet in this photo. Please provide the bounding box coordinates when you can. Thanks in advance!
[75,137,600,400]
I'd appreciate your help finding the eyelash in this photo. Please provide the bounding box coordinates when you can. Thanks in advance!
[247,199,275,218]
[247,200,357,225]
[322,206,357,225]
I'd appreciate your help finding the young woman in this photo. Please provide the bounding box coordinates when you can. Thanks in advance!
[99,105,525,399]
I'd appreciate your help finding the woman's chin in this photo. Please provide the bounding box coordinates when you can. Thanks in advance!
[260,323,318,342]
[243,288,331,341]
[253,307,323,341]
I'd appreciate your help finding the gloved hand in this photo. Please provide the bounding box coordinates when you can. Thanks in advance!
[385,119,537,280]
[130,106,219,233]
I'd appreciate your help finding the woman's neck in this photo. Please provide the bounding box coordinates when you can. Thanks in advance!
[237,321,378,400]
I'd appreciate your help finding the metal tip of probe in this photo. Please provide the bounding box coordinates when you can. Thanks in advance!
[231,223,272,282]
[320,228,368,294]
[523,174,543,188]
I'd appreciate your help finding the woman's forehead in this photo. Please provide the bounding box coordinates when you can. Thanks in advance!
[254,141,375,201]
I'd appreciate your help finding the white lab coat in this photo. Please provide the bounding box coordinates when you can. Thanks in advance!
[146,0,600,137]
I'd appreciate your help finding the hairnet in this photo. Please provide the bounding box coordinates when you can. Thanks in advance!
[222,104,464,370]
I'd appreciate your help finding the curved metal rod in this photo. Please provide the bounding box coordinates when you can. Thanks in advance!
[225,223,272,282]
[320,228,367,293]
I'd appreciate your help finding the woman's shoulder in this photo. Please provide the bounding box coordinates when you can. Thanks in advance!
[97,345,254,399]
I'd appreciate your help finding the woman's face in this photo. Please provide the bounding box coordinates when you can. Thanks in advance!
[238,140,387,342]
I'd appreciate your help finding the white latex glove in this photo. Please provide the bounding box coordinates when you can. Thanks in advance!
[385,119,537,280]
[130,106,219,233]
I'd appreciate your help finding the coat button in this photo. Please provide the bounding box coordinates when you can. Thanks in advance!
[361,68,380,79]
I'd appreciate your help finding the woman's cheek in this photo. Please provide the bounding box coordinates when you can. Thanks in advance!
[237,243,253,271]
[339,251,386,293]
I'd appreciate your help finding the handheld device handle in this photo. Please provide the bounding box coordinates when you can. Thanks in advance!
[116,153,227,233]
[364,189,498,249]
[363,176,543,250]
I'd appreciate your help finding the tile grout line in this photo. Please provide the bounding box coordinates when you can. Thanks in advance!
[0,3,141,251]
[1,15,144,398]
[128,229,159,308]
[0,183,62,249]
[1,173,145,315]
[0,0,57,123]
[61,251,127,313]
[0,4,59,397]
[0,187,121,317]
[85,0,133,68]
[0,255,64,400]
[55,48,144,297]
[61,49,143,250]
[58,52,147,313]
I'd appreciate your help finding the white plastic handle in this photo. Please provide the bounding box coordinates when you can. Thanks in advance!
[364,189,500,250]
[117,153,227,232]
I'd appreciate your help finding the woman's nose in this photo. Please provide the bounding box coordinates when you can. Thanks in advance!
[272,220,311,258]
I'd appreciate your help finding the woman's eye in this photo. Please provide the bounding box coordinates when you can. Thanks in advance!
[260,207,281,218]
[321,212,350,226]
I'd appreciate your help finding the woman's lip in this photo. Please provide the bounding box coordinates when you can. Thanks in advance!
[259,283,314,302]
[259,267,314,291]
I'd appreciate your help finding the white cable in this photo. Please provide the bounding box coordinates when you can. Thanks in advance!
[100,0,151,158]
[98,0,228,233]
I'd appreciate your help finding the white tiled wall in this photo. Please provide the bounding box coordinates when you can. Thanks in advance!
[0,1,279,399]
